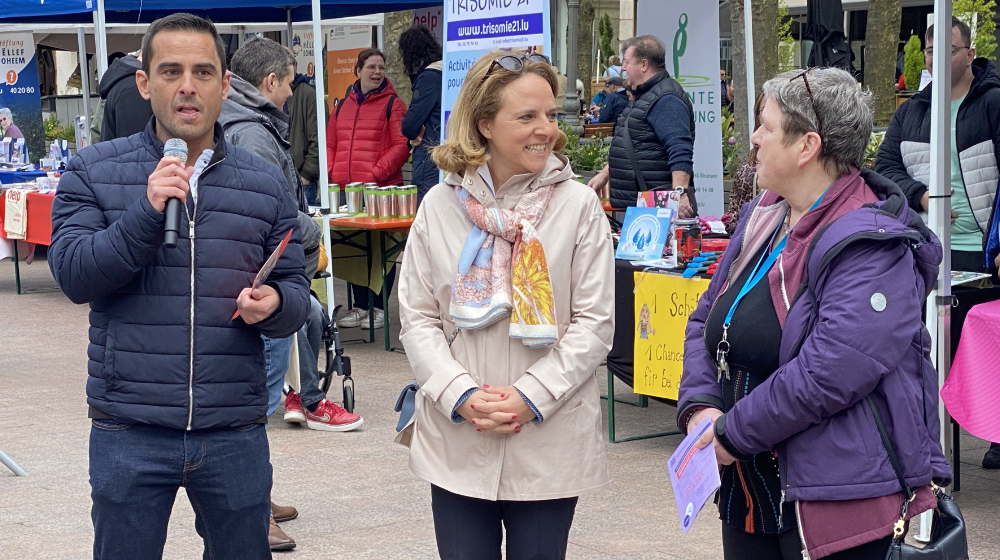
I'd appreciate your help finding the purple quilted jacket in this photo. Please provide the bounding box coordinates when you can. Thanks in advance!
[678,169,952,503]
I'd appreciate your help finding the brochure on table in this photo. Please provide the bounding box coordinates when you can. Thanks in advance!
[615,190,682,263]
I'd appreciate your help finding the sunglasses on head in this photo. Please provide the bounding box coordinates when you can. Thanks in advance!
[790,67,824,138]
[482,53,552,83]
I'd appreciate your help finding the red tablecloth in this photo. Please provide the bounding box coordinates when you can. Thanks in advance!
[0,190,55,245]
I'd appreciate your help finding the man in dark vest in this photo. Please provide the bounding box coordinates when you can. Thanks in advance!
[588,35,697,216]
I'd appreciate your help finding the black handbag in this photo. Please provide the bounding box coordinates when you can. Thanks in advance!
[864,396,969,560]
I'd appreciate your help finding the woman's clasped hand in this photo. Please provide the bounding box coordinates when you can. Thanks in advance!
[456,386,536,433]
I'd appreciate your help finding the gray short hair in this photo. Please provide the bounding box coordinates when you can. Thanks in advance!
[230,37,295,89]
[621,35,666,72]
[0,108,11,119]
[762,68,872,176]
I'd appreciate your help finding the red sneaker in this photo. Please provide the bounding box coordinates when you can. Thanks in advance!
[305,399,363,432]
[283,389,305,424]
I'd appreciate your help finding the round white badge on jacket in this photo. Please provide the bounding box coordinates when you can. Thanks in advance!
[870,292,887,312]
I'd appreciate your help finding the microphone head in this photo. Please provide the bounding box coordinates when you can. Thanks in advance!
[163,138,188,161]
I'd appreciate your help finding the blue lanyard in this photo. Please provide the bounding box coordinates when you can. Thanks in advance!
[723,193,826,328]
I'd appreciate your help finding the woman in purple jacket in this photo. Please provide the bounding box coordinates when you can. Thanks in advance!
[678,67,952,560]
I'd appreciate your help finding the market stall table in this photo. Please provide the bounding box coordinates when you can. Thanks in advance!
[328,215,412,351]
[0,170,48,185]
[0,189,54,294]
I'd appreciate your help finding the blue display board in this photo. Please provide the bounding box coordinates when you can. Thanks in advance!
[0,33,44,163]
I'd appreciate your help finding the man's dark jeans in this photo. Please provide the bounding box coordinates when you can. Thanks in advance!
[297,296,327,409]
[90,419,272,560]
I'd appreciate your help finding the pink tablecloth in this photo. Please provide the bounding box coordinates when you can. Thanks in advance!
[943,299,1000,443]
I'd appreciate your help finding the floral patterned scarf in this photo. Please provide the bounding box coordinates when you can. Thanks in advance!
[449,181,558,349]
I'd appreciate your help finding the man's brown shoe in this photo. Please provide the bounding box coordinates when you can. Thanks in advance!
[271,501,298,523]
[269,517,296,551]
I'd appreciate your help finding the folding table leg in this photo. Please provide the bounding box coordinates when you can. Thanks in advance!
[13,240,21,295]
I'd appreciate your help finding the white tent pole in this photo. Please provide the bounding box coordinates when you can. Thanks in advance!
[94,0,109,79]
[77,26,92,145]
[918,0,955,539]
[312,0,336,321]
[743,0,756,136]
[928,0,953,481]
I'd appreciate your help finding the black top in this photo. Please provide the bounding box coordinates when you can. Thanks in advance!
[703,243,793,534]
[704,243,782,375]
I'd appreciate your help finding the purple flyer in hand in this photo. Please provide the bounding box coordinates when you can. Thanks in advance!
[668,418,722,535]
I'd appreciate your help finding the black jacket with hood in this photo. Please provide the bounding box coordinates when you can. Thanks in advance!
[98,55,153,142]
[876,58,1000,240]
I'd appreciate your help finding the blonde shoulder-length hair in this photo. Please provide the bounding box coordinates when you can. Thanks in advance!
[432,51,567,175]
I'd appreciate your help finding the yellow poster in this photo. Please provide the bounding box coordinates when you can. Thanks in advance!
[633,271,708,400]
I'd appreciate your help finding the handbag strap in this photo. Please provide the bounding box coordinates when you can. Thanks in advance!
[622,113,650,193]
[865,395,915,502]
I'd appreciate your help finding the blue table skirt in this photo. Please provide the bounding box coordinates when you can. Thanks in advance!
[0,170,47,185]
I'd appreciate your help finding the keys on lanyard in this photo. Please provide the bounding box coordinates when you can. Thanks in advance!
[716,210,790,383]
[714,191,826,384]
[717,326,731,382]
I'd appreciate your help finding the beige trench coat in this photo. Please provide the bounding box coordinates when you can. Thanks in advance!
[398,153,615,501]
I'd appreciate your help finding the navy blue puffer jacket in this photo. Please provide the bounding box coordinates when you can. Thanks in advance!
[48,121,310,430]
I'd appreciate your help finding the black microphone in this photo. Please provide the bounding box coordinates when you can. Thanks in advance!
[162,138,188,248]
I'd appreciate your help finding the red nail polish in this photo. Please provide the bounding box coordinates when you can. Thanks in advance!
[470,404,475,410]
[501,394,506,398]
[470,419,476,424]
[515,427,520,433]
[477,429,481,432]
[483,385,490,388]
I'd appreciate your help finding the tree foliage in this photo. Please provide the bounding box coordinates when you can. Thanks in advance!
[777,2,795,72]
[598,13,615,72]
[904,34,925,91]
[954,0,998,60]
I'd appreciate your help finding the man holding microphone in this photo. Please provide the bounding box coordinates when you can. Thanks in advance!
[47,13,309,559]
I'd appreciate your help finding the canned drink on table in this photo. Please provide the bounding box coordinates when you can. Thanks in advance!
[401,184,418,218]
[362,183,378,217]
[344,183,364,214]
[674,218,702,266]
[327,183,340,210]
[376,186,395,218]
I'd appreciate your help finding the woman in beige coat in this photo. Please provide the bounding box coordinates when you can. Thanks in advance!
[398,52,615,560]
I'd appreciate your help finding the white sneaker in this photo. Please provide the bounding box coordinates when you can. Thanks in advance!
[337,308,369,328]
[362,309,385,330]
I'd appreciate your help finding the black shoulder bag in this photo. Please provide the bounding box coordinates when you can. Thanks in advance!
[864,396,968,560]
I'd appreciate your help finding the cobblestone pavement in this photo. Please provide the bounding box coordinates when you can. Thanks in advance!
[1,259,998,559]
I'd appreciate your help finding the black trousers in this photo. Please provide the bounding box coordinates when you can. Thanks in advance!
[430,485,578,560]
[351,266,396,311]
[721,521,893,560]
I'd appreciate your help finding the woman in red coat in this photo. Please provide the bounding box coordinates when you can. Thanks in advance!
[327,48,410,330]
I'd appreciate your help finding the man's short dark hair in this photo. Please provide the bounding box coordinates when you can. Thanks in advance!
[620,35,666,72]
[926,16,973,49]
[231,37,295,88]
[141,13,227,76]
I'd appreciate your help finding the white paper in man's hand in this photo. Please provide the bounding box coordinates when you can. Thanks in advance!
[668,418,722,535]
